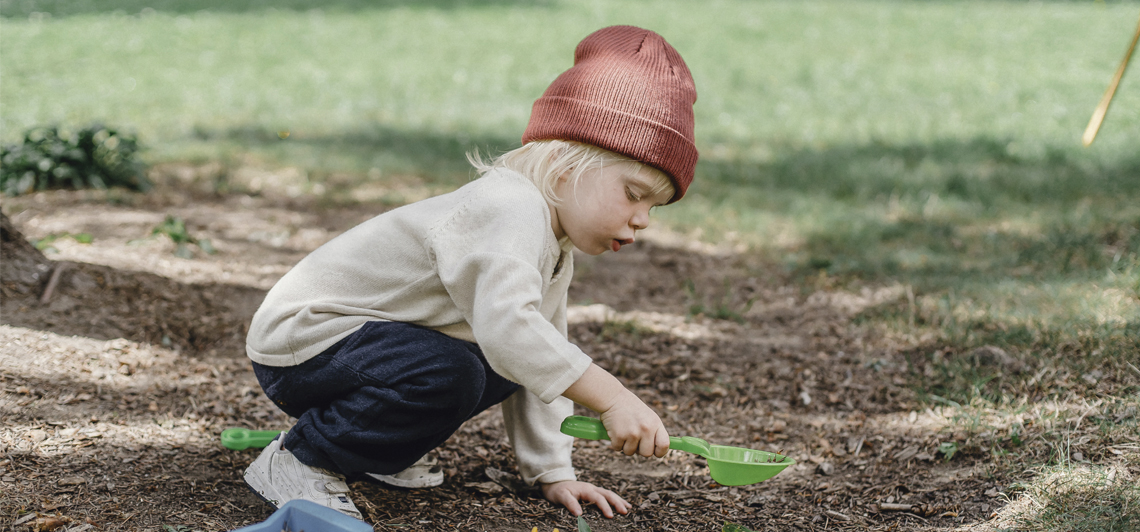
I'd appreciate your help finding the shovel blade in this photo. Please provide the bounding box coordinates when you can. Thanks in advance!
[706,445,795,486]
[560,416,611,440]
[559,416,795,486]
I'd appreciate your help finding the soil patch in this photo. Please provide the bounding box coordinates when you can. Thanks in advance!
[2,186,1012,531]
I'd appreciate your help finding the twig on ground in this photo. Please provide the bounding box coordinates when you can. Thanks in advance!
[878,503,916,512]
[40,262,66,304]
[824,510,852,522]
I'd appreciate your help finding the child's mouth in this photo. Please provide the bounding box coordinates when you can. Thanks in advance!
[612,239,632,252]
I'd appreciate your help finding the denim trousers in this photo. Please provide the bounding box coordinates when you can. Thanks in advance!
[251,320,520,477]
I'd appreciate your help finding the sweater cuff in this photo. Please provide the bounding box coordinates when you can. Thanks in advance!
[532,467,577,486]
[534,354,592,403]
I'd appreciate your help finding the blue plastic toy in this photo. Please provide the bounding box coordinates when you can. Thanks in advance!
[230,500,371,532]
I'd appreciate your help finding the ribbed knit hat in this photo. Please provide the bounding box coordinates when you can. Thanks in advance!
[522,25,698,203]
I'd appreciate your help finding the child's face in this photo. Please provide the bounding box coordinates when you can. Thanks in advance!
[551,162,672,256]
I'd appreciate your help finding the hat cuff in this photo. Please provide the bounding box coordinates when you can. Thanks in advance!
[523,96,697,203]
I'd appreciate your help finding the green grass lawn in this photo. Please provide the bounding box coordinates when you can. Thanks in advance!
[3,2,1139,527]
[4,0,1138,370]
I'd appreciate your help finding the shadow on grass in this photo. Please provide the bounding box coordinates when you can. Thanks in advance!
[1,0,550,18]
[199,128,1140,295]
[694,137,1140,284]
[790,210,1140,284]
[192,123,520,189]
[699,137,1140,209]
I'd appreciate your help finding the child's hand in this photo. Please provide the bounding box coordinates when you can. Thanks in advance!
[599,390,670,458]
[562,364,670,458]
[541,480,631,518]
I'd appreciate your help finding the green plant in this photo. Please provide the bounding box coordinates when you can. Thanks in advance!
[149,215,215,258]
[938,441,959,461]
[684,279,755,323]
[1,124,150,195]
[597,319,653,342]
[32,232,93,253]
[1009,422,1024,447]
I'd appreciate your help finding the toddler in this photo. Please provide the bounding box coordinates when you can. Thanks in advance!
[243,25,698,519]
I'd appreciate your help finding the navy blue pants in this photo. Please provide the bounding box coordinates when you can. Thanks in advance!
[251,320,520,477]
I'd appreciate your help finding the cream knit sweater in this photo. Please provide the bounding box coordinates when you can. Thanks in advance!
[246,168,592,484]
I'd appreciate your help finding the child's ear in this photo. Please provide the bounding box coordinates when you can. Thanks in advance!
[545,143,567,165]
[557,165,576,183]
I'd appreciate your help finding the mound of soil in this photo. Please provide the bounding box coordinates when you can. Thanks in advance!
[2,211,261,354]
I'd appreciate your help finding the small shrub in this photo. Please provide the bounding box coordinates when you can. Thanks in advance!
[149,215,216,259]
[938,441,959,461]
[0,124,150,195]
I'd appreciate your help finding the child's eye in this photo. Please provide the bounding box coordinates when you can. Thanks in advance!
[625,188,640,202]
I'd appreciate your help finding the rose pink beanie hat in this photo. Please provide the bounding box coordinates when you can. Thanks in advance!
[522,25,699,203]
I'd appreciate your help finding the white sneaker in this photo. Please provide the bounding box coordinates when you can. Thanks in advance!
[366,454,444,488]
[243,435,363,519]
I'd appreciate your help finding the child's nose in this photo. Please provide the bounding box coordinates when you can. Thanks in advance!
[630,207,651,230]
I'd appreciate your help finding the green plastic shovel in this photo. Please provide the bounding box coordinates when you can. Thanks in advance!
[220,428,281,450]
[560,416,794,486]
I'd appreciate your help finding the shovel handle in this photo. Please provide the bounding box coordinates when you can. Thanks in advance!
[221,428,282,450]
[559,416,710,457]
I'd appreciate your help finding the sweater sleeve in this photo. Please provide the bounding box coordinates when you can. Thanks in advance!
[502,271,577,485]
[502,389,576,485]
[429,183,592,403]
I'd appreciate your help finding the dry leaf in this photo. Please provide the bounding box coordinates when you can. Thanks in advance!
[893,445,919,462]
[464,481,503,495]
[32,516,69,532]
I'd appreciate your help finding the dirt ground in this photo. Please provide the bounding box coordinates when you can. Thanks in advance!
[0,172,1046,531]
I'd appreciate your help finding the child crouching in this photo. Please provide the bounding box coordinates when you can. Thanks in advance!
[242,24,698,519]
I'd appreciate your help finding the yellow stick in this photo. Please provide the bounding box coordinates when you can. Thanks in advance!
[1083,12,1140,146]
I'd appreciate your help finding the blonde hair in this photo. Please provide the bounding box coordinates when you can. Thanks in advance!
[467,140,674,206]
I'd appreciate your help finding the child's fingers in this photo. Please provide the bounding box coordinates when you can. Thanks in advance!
[612,429,668,457]
[624,437,644,456]
[598,488,631,515]
[557,491,584,516]
[635,425,669,457]
[581,490,616,518]
[638,434,657,457]
[610,433,638,456]
[654,426,670,458]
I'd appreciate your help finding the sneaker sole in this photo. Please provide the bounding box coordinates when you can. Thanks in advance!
[365,472,444,489]
[244,469,365,519]
[243,469,284,510]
